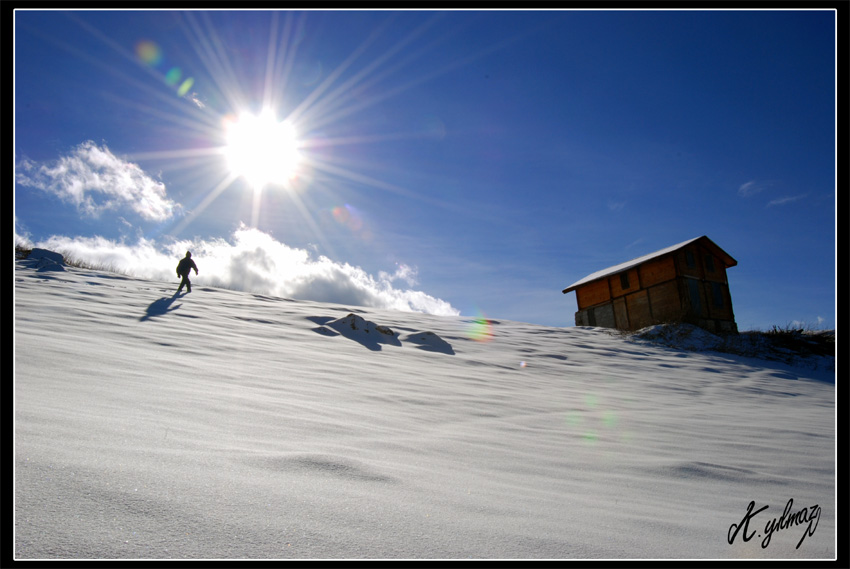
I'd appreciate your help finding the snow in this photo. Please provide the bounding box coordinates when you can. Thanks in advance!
[631,322,726,351]
[13,258,836,560]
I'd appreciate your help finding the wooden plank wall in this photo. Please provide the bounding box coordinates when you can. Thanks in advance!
[625,290,652,330]
[647,280,683,323]
[575,256,678,312]
[639,256,677,289]
[575,279,610,309]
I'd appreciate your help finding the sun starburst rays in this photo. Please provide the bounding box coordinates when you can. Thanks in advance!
[223,110,302,191]
[70,11,503,242]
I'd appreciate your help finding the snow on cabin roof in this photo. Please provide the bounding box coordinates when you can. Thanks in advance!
[562,236,736,293]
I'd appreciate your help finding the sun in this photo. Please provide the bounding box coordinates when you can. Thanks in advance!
[223,109,302,190]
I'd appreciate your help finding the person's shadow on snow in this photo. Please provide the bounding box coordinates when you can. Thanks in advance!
[140,292,183,321]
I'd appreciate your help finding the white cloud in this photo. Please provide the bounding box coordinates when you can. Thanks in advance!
[767,193,808,207]
[14,218,33,248]
[379,264,419,287]
[737,180,764,197]
[15,141,179,222]
[33,226,460,317]
[187,92,206,109]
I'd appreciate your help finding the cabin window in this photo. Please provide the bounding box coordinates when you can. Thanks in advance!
[712,282,725,309]
[704,255,715,273]
[685,250,696,269]
[687,278,702,315]
[619,272,630,290]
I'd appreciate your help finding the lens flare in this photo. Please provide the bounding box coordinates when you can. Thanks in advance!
[135,40,162,66]
[135,39,195,100]
[566,392,625,445]
[177,77,195,97]
[325,204,372,242]
[466,311,493,342]
[332,205,361,231]
[165,67,182,86]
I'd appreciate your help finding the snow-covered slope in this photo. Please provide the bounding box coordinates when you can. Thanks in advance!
[13,258,835,560]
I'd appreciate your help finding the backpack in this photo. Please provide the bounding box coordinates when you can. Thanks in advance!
[176,258,191,276]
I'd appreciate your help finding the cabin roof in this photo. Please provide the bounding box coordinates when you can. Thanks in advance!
[562,236,737,294]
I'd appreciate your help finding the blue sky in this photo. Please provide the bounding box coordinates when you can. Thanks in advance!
[14,9,837,330]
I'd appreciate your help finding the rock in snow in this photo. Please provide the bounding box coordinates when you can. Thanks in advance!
[321,313,402,351]
[318,313,454,354]
[23,248,66,272]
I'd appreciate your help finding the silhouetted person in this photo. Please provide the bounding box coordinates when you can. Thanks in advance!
[176,251,198,293]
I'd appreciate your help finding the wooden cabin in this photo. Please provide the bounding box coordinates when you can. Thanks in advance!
[562,236,738,333]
